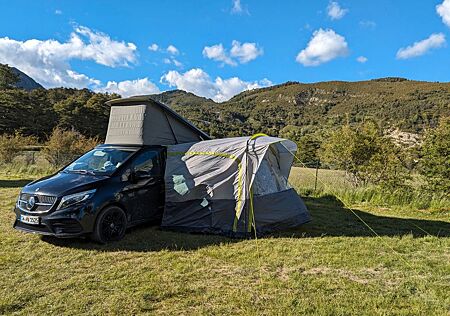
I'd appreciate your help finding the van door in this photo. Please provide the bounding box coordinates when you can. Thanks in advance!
[122,149,164,223]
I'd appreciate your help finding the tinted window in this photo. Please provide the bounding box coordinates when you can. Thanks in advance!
[63,148,136,176]
[132,150,161,176]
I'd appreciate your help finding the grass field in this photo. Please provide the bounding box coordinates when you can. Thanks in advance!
[0,168,449,315]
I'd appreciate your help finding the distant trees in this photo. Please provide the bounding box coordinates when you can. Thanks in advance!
[420,117,450,193]
[0,133,37,163]
[0,87,118,139]
[0,64,19,90]
[316,117,449,196]
[320,121,409,187]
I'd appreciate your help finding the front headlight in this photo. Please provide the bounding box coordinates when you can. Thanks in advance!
[16,192,22,208]
[57,189,96,210]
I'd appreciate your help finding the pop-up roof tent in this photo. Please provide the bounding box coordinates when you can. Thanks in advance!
[105,96,210,145]
[105,96,310,236]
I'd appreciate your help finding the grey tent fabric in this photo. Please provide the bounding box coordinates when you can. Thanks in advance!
[161,136,310,236]
[105,96,210,145]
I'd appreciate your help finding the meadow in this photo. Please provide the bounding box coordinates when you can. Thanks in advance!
[0,167,449,315]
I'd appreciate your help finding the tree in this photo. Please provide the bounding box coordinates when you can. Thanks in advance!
[43,127,99,167]
[420,117,450,193]
[297,135,321,167]
[0,64,19,90]
[0,133,37,163]
[320,121,409,187]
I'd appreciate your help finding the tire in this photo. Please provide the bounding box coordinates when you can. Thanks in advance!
[92,206,127,244]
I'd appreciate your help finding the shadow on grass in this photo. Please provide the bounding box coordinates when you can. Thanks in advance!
[0,179,33,188]
[42,225,237,252]
[276,195,450,238]
[42,195,450,252]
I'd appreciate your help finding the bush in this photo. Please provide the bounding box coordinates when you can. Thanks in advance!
[43,128,99,167]
[0,133,37,163]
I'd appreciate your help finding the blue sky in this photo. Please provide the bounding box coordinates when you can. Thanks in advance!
[0,0,449,101]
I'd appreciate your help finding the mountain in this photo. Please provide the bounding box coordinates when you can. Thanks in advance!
[11,67,43,91]
[150,79,450,138]
[0,64,449,141]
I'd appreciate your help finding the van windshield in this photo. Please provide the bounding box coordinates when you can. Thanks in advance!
[63,147,137,176]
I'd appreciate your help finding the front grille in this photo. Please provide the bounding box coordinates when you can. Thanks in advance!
[15,220,52,234]
[49,219,83,234]
[18,193,57,213]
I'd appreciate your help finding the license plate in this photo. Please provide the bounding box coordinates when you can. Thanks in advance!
[20,214,40,225]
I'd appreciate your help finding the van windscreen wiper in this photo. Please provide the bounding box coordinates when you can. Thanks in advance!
[66,169,96,176]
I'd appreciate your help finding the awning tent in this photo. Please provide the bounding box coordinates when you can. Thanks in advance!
[162,135,310,236]
[105,96,210,145]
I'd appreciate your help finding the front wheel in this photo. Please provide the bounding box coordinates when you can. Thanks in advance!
[92,206,127,243]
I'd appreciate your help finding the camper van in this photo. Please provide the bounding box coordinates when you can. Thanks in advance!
[14,144,167,242]
[13,96,210,243]
[13,96,310,243]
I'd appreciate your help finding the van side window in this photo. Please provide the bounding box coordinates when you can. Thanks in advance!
[132,150,160,176]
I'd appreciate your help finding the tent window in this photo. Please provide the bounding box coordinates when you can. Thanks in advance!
[173,174,189,196]
[253,157,290,196]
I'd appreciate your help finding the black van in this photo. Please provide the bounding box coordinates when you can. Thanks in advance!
[13,144,166,243]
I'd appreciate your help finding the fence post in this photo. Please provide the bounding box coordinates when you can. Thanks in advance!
[314,160,319,193]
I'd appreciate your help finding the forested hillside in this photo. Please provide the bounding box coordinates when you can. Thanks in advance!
[164,79,450,139]
[0,64,449,141]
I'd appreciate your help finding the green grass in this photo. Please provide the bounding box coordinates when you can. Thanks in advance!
[291,167,450,211]
[0,170,449,315]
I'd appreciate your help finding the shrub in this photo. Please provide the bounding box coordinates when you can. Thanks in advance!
[43,127,99,167]
[0,133,37,163]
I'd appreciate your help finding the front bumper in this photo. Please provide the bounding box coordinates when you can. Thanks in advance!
[13,203,96,238]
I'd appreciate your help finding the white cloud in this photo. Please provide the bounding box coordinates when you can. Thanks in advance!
[230,40,263,63]
[55,9,62,15]
[148,43,159,51]
[203,41,262,66]
[327,1,348,20]
[356,56,368,63]
[97,78,160,97]
[231,0,246,14]
[230,0,249,15]
[0,25,137,88]
[172,59,183,67]
[359,20,376,29]
[160,68,272,102]
[166,45,179,55]
[396,33,446,59]
[296,28,349,66]
[437,0,450,27]
[202,44,236,66]
[163,57,183,67]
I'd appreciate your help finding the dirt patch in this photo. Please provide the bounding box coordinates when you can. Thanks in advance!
[301,266,393,285]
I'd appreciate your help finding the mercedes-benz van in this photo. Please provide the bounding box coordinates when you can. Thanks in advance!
[13,144,166,243]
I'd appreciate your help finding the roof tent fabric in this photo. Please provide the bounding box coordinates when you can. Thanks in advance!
[105,96,210,145]
[161,136,310,236]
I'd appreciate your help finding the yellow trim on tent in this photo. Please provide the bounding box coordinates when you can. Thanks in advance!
[250,133,268,140]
